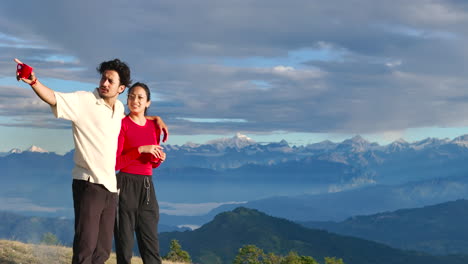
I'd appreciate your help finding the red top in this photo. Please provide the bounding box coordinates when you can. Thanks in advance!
[116,116,162,175]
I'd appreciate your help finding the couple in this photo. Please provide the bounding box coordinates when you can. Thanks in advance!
[15,58,166,264]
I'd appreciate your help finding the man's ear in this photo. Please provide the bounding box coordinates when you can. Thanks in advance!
[118,85,126,94]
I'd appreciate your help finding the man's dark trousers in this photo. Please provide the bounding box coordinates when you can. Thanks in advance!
[72,179,117,264]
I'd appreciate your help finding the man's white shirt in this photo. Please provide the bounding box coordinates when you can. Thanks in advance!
[51,89,124,193]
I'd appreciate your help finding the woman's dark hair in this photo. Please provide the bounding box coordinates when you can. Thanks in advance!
[97,58,132,87]
[128,82,151,115]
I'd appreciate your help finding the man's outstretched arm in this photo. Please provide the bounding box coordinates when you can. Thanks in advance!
[15,58,56,106]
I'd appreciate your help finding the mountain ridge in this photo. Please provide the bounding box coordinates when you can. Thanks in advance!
[301,199,468,255]
[4,133,468,224]
[159,206,468,264]
[8,133,468,156]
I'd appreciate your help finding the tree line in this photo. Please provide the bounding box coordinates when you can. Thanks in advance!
[233,244,344,264]
[41,232,343,264]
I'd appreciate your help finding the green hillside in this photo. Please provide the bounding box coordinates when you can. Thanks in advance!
[301,199,468,255]
[0,211,73,246]
[159,207,468,264]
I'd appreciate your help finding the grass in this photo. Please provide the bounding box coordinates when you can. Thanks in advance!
[0,240,186,264]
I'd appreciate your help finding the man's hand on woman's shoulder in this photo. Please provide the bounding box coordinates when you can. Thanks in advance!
[146,116,169,142]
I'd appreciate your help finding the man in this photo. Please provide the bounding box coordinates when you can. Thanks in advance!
[14,58,168,264]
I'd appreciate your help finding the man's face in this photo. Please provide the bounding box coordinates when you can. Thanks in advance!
[98,70,125,100]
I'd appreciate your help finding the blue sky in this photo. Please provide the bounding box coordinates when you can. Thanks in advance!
[2,0,468,154]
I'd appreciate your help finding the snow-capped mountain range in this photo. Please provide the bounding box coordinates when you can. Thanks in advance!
[0,145,49,156]
[11,145,49,153]
[6,133,468,156]
[4,133,468,223]
[165,133,468,154]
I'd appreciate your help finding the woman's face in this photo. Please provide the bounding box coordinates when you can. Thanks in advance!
[127,86,151,114]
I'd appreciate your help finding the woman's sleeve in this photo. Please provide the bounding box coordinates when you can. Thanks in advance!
[151,157,162,168]
[115,123,140,171]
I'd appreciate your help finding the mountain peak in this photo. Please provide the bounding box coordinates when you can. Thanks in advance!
[182,142,201,148]
[206,133,256,150]
[26,145,49,153]
[306,140,338,151]
[341,135,369,144]
[350,135,370,143]
[339,135,374,152]
[8,148,22,154]
[451,134,468,147]
[412,137,449,150]
[233,206,263,214]
[385,138,410,152]
[394,138,408,144]
[7,145,49,154]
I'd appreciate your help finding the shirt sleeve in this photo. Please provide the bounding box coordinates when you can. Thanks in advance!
[50,91,81,122]
[115,122,141,171]
[117,100,126,119]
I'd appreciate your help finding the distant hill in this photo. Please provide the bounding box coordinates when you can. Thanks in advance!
[0,211,186,246]
[0,151,75,217]
[160,174,468,227]
[301,199,468,255]
[0,211,74,246]
[159,207,468,264]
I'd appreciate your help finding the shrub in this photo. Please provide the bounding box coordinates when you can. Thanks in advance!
[164,239,191,263]
[40,232,59,245]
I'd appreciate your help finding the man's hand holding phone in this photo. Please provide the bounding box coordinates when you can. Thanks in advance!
[17,62,33,79]
[14,58,57,106]
[15,58,36,85]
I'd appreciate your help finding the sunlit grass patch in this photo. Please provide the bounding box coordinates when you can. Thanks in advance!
[0,240,186,264]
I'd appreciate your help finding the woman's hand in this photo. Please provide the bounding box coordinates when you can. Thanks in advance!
[159,151,166,162]
[138,145,164,159]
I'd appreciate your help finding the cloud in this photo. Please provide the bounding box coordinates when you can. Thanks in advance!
[0,85,70,128]
[1,0,468,136]
[0,197,66,213]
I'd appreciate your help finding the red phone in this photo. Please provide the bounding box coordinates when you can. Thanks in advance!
[17,63,33,79]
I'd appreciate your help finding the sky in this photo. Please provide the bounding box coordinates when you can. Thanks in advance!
[2,0,468,154]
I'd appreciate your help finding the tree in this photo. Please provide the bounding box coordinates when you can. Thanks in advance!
[233,244,341,264]
[324,257,345,264]
[281,251,302,264]
[233,245,268,264]
[280,252,319,264]
[299,256,319,264]
[40,232,59,245]
[234,246,320,264]
[165,239,192,263]
[265,252,282,264]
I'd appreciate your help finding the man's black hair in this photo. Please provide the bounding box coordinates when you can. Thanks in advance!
[97,59,132,87]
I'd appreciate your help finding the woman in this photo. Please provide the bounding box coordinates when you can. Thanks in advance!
[115,82,166,264]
